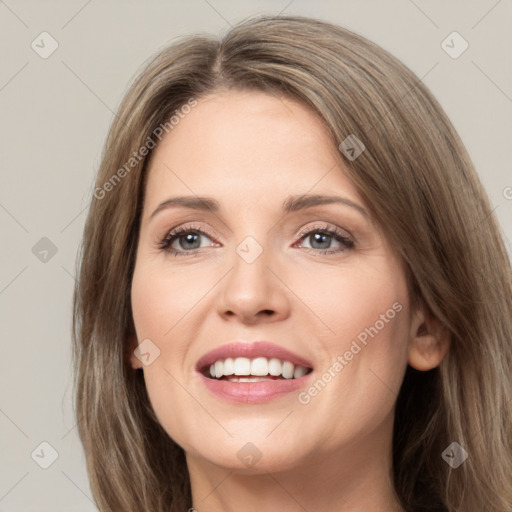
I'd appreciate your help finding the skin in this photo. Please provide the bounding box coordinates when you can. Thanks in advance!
[129,89,450,512]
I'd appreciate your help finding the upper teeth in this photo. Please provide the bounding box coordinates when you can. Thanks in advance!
[209,357,309,379]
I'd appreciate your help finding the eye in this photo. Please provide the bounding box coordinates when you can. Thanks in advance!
[158,223,354,257]
[158,224,217,256]
[295,225,354,255]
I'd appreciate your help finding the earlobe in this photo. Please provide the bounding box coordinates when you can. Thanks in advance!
[126,334,142,370]
[408,304,450,371]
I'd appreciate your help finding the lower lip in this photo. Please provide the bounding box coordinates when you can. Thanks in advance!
[197,372,313,403]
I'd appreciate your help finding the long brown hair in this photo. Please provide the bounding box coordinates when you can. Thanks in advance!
[72,14,512,511]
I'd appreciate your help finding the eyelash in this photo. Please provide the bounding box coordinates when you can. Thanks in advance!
[158,223,354,257]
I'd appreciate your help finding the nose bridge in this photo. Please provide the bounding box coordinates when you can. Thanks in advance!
[217,231,289,322]
[230,233,272,298]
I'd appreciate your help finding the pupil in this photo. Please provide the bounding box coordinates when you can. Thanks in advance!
[181,233,200,249]
[311,232,330,249]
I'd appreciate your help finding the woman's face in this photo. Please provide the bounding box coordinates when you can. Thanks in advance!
[130,89,417,472]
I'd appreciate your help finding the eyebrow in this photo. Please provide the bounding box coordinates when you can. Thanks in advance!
[150,194,369,219]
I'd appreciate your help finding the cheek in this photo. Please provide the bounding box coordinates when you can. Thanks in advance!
[330,277,408,362]
[296,258,409,353]
[299,259,411,407]
[130,261,205,446]
[131,260,208,339]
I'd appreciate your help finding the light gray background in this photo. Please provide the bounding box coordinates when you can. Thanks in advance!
[1,1,511,510]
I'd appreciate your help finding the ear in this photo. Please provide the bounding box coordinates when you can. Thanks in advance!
[126,334,142,370]
[408,302,450,371]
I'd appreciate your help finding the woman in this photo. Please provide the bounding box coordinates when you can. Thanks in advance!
[72,14,512,512]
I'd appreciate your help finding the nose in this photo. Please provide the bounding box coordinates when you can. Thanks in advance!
[216,240,291,325]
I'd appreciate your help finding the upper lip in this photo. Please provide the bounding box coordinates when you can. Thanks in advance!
[195,341,314,373]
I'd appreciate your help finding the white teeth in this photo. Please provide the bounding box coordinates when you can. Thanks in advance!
[228,377,274,383]
[293,365,308,379]
[268,358,282,376]
[251,357,269,376]
[282,361,294,379]
[234,357,251,375]
[214,360,224,379]
[223,357,234,376]
[207,356,310,380]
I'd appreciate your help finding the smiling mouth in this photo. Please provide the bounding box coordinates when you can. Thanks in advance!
[201,356,313,381]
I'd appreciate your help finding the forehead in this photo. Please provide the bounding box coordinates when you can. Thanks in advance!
[143,90,364,215]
